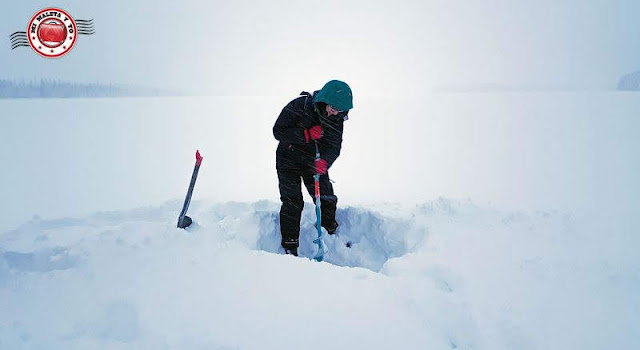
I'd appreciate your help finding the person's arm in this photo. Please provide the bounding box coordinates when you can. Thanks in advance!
[318,117,344,168]
[273,97,308,144]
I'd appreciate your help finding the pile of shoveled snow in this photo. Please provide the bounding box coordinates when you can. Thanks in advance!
[0,199,637,349]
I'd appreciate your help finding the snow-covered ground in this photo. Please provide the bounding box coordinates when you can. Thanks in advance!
[1,198,638,349]
[1,93,638,349]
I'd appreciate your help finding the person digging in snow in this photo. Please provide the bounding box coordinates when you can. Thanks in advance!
[273,80,353,256]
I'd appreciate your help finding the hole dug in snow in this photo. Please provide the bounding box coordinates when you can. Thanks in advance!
[256,204,426,272]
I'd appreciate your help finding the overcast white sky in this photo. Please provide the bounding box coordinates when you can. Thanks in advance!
[2,0,639,95]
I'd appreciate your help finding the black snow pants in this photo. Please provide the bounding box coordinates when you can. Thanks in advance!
[277,163,337,250]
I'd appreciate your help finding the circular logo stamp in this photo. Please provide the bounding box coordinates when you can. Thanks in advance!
[27,8,77,58]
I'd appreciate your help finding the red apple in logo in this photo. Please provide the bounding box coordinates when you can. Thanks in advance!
[38,20,67,48]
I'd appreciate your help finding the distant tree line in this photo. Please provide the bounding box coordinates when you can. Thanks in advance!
[0,79,176,98]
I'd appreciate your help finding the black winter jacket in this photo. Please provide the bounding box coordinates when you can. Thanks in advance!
[273,91,348,172]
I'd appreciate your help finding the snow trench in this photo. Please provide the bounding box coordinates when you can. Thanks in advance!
[206,200,428,272]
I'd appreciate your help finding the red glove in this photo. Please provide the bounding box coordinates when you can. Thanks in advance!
[314,158,328,175]
[304,125,322,143]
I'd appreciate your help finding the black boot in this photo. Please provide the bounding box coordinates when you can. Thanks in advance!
[323,221,339,235]
[284,247,298,256]
[282,238,299,257]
